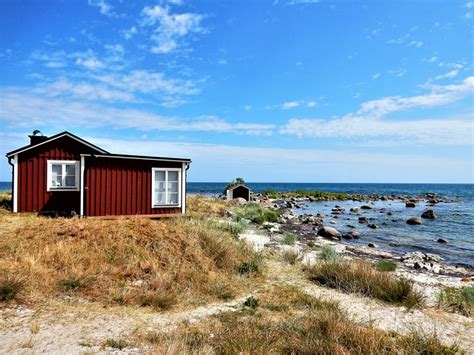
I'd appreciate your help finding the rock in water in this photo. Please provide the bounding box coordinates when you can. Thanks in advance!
[406,202,416,208]
[437,238,448,244]
[358,216,367,224]
[368,243,377,248]
[350,207,360,213]
[406,217,422,225]
[367,224,379,229]
[317,226,342,240]
[421,209,436,219]
[361,205,373,210]
[349,231,361,239]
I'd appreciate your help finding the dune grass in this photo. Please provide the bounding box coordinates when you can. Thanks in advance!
[186,195,228,216]
[376,260,398,272]
[0,212,261,308]
[140,285,457,354]
[305,260,424,308]
[320,245,339,261]
[437,286,474,317]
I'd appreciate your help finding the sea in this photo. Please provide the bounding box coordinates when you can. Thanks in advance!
[1,181,472,267]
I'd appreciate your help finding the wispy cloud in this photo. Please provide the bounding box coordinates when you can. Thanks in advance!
[279,77,474,145]
[87,0,116,17]
[434,69,460,81]
[267,100,316,110]
[141,5,206,54]
[0,90,274,135]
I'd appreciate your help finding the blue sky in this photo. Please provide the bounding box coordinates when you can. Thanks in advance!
[0,0,473,183]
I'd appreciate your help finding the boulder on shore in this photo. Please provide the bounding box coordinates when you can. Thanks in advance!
[421,209,436,219]
[317,226,342,240]
[406,217,422,225]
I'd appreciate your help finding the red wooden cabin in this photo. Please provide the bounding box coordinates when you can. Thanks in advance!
[6,131,191,217]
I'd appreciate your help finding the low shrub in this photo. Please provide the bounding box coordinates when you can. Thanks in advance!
[376,260,397,272]
[238,253,264,276]
[437,286,474,317]
[305,260,424,308]
[243,296,259,310]
[0,274,24,302]
[320,245,339,261]
[103,338,128,350]
[211,220,246,239]
[281,250,301,265]
[206,281,235,301]
[233,203,280,225]
[58,279,81,292]
[282,232,297,246]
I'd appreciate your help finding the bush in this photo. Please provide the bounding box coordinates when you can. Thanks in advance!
[0,274,24,302]
[305,260,424,308]
[58,279,81,292]
[103,338,127,350]
[233,203,280,225]
[244,296,259,309]
[238,253,264,275]
[211,220,246,238]
[321,245,339,261]
[281,250,301,265]
[282,232,297,246]
[437,286,474,317]
[207,281,235,301]
[376,260,397,272]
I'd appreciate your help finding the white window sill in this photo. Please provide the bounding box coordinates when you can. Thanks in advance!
[47,187,80,192]
[152,204,181,208]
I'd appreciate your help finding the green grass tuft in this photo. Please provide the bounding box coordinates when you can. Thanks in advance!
[282,232,297,246]
[0,275,24,302]
[376,260,397,272]
[437,286,473,317]
[305,260,424,308]
[320,245,339,261]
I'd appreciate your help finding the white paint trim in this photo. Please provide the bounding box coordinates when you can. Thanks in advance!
[13,155,18,213]
[151,167,182,208]
[7,133,107,157]
[181,162,187,214]
[46,160,80,192]
[80,156,85,217]
[80,154,190,163]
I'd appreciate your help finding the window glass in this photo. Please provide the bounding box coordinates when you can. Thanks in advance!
[51,164,62,187]
[152,169,180,206]
[65,164,76,186]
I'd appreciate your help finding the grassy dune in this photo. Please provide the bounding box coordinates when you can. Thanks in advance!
[0,194,261,309]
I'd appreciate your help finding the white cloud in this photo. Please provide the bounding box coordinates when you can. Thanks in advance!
[434,69,460,81]
[88,0,115,17]
[122,26,137,40]
[243,105,252,111]
[288,0,320,4]
[141,5,206,54]
[76,57,104,70]
[306,101,317,107]
[408,40,423,48]
[372,73,380,79]
[0,90,274,135]
[280,77,474,145]
[282,101,301,109]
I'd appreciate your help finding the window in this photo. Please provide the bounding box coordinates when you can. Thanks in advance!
[152,168,181,207]
[47,160,80,191]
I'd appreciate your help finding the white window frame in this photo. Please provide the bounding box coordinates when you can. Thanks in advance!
[151,168,182,208]
[47,160,80,192]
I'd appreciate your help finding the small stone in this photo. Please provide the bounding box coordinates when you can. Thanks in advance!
[358,216,367,224]
[437,238,448,244]
[349,231,361,239]
[350,207,360,213]
[367,224,379,229]
[361,205,373,210]
[368,243,377,248]
[406,202,416,208]
[406,217,422,225]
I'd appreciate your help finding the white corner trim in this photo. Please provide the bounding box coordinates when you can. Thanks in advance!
[80,156,85,217]
[13,154,18,213]
[181,162,187,214]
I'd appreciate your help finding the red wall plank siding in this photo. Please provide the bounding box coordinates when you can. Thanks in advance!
[84,156,182,217]
[16,136,99,213]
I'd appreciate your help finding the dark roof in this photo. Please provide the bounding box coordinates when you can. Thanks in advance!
[6,130,191,163]
[6,131,108,157]
[227,184,250,191]
[82,153,191,163]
